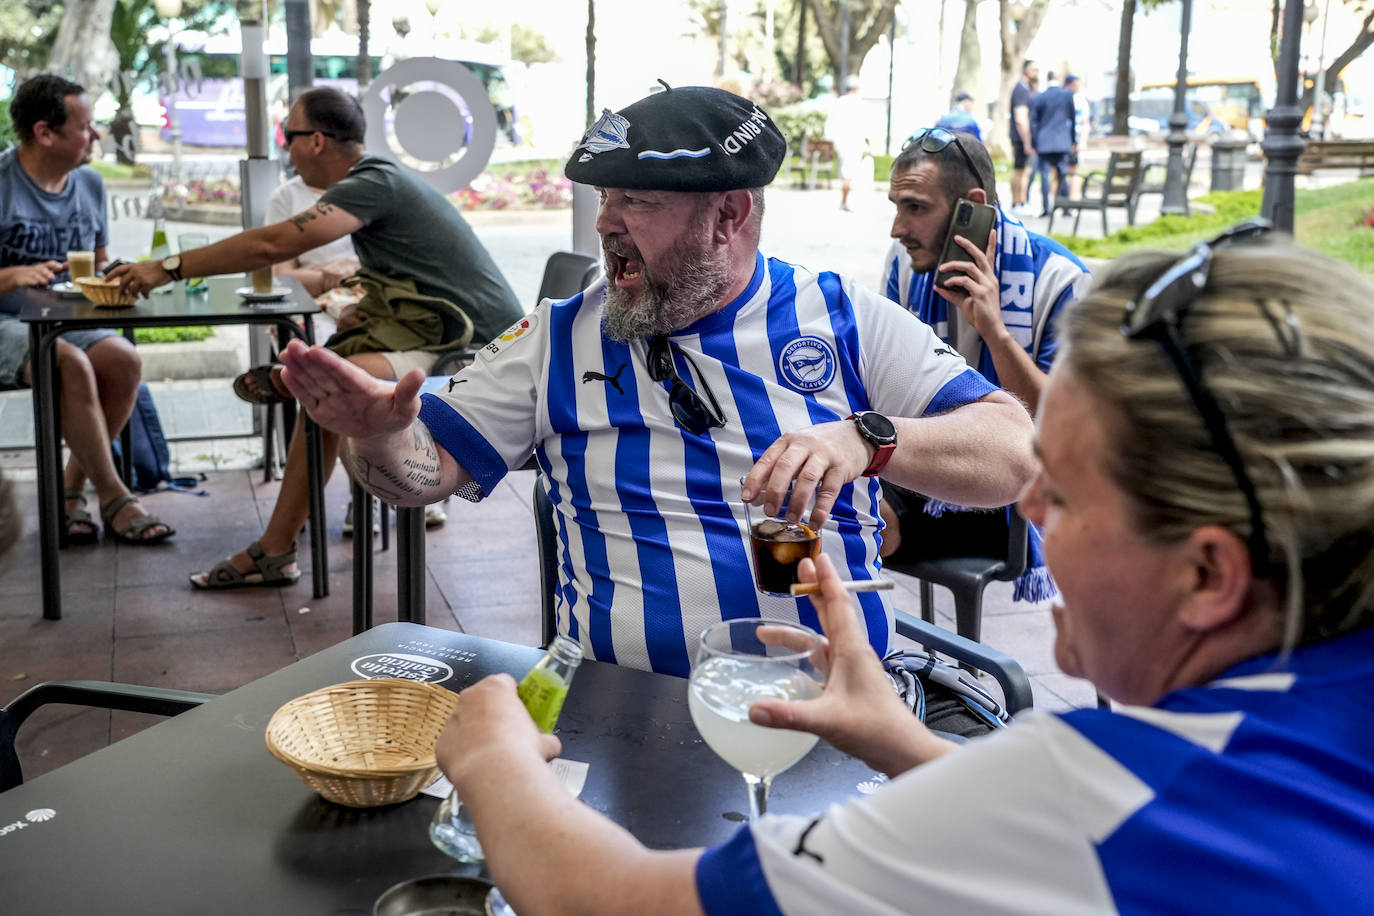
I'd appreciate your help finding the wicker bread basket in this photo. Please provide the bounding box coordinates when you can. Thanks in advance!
[265,678,459,808]
[74,276,136,307]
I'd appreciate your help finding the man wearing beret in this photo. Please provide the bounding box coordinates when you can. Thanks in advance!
[277,83,1035,676]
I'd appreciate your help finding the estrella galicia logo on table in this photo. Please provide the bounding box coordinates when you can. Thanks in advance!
[0,809,56,839]
[778,336,836,393]
[351,652,454,683]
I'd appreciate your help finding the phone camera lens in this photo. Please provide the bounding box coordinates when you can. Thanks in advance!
[957,203,972,224]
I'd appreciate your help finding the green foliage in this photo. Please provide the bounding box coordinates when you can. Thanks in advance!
[87,160,154,180]
[0,103,14,149]
[134,325,214,344]
[771,104,826,148]
[509,24,558,65]
[1050,179,1374,274]
[0,0,61,74]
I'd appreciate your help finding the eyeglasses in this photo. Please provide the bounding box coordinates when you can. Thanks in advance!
[902,127,982,186]
[1121,217,1293,573]
[647,335,726,435]
[282,128,335,146]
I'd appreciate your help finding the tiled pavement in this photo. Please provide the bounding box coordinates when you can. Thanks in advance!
[0,456,1094,783]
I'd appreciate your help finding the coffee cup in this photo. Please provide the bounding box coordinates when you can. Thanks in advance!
[250,266,275,294]
[67,250,95,280]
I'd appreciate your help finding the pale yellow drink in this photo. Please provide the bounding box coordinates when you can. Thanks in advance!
[67,250,95,279]
[250,265,275,293]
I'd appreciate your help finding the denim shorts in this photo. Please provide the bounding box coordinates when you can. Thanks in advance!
[0,314,119,389]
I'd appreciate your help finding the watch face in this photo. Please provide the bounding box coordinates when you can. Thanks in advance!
[164,256,181,271]
[860,411,896,441]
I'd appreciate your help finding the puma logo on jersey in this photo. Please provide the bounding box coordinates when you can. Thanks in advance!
[447,378,467,392]
[933,347,956,358]
[582,363,627,395]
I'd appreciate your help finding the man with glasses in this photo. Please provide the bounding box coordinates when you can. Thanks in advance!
[876,127,1090,597]
[276,84,1035,676]
[110,87,521,589]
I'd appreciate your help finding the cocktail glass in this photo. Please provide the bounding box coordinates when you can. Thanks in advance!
[688,618,825,821]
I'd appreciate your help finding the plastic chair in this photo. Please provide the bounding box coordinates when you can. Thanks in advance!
[1,680,213,791]
[1048,150,1145,236]
[880,507,1029,647]
[531,479,1032,714]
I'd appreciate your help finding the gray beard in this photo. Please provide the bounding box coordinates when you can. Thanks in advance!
[600,247,734,342]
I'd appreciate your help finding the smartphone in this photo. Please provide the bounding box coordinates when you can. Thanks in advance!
[934,199,997,290]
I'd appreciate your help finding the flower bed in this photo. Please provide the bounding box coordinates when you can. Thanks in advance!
[450,168,572,211]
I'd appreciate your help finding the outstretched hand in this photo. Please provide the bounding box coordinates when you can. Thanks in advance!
[747,555,956,777]
[276,339,425,441]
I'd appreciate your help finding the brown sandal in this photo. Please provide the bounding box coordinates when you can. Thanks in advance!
[232,364,292,405]
[189,540,300,589]
[100,493,175,545]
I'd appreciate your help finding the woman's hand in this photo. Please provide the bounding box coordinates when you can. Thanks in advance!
[748,555,958,776]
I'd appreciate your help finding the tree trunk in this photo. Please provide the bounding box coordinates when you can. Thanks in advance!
[48,0,119,96]
[990,0,1049,156]
[356,0,371,93]
[1298,8,1374,126]
[951,0,981,108]
[806,0,900,90]
[794,0,808,89]
[1112,0,1135,135]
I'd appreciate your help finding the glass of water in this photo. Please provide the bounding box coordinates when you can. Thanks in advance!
[688,618,826,821]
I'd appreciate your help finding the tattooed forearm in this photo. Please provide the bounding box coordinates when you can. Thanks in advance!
[347,455,413,501]
[287,201,337,233]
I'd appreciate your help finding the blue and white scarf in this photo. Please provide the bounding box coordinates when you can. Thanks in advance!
[884,209,1067,604]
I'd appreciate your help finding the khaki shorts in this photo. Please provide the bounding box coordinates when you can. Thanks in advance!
[377,349,440,378]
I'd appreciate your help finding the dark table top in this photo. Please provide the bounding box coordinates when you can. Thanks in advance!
[0,623,877,914]
[16,274,319,328]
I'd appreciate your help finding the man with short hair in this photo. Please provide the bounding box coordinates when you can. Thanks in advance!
[0,74,173,544]
[826,75,870,211]
[110,87,522,588]
[1008,60,1038,215]
[1030,74,1079,217]
[277,85,1035,676]
[877,127,1090,595]
[935,91,982,141]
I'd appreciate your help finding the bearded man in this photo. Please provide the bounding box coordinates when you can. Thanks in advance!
[275,84,1035,676]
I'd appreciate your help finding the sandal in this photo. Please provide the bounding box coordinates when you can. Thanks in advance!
[232,364,292,405]
[189,540,301,590]
[64,488,100,545]
[99,493,175,545]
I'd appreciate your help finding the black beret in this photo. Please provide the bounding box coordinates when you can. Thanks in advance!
[564,83,786,192]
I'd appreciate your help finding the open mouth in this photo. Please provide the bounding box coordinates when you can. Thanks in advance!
[606,250,643,287]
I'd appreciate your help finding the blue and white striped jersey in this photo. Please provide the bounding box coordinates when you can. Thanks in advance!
[419,252,993,675]
[697,626,1374,914]
[878,212,1090,386]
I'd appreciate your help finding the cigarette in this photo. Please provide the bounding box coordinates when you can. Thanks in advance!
[789,579,895,596]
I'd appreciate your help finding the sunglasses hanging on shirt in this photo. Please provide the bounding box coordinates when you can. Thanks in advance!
[647,335,727,436]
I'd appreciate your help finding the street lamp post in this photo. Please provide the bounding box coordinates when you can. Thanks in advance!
[424,0,442,45]
[154,0,183,185]
[1160,0,1193,215]
[1261,0,1307,233]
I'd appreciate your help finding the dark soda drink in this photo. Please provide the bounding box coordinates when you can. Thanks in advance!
[750,518,821,595]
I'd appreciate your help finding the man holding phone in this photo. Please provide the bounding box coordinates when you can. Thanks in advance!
[876,128,1090,596]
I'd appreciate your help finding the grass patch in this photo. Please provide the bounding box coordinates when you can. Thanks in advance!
[1050,178,1374,272]
[133,326,215,344]
[88,160,153,181]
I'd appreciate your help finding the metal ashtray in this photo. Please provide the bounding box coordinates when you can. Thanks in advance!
[373,874,494,916]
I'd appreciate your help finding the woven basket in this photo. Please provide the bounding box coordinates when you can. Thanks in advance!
[74,276,135,307]
[265,678,459,808]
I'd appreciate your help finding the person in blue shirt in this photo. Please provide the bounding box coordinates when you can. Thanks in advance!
[431,228,1374,915]
[0,74,173,545]
[934,91,982,141]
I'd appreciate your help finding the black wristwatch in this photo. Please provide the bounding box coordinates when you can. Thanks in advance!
[848,411,898,477]
[161,255,183,281]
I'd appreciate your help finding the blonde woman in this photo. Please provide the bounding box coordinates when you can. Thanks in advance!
[436,224,1374,914]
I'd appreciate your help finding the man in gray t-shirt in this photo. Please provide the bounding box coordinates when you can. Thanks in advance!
[0,74,174,545]
[110,87,524,589]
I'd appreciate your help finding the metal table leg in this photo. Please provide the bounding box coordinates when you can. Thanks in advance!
[30,323,62,620]
[351,479,373,635]
[396,506,426,625]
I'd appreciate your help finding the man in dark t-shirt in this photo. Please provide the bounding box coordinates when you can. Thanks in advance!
[111,88,524,590]
[1008,60,1038,215]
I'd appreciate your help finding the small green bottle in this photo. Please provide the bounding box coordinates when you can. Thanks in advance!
[430,636,584,862]
[147,195,170,261]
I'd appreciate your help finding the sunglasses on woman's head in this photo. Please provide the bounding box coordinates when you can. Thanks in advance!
[1121,217,1294,573]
